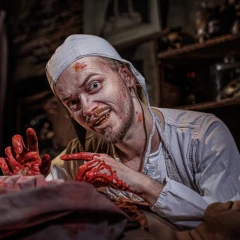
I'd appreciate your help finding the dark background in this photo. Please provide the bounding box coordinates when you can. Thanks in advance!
[0,0,239,159]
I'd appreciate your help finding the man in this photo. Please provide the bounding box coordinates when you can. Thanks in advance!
[0,34,240,230]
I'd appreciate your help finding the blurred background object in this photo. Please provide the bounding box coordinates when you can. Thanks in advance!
[210,55,240,100]
[161,26,195,49]
[195,2,209,43]
[0,8,8,161]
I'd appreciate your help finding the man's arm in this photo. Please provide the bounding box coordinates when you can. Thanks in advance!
[60,150,208,229]
[151,116,240,228]
[196,118,240,203]
[60,116,240,228]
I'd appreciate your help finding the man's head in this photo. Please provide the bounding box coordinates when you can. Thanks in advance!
[46,34,151,143]
[54,56,136,143]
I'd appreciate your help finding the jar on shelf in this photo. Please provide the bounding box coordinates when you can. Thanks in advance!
[210,55,240,101]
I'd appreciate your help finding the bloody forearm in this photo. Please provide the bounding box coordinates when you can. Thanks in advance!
[61,152,164,205]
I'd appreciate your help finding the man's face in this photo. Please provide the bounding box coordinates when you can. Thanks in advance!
[55,57,134,143]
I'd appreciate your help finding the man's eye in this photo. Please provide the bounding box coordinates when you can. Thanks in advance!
[88,81,102,92]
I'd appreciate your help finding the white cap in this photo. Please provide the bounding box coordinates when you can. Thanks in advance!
[46,34,147,94]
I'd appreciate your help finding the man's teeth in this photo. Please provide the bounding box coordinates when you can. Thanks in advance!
[94,112,110,126]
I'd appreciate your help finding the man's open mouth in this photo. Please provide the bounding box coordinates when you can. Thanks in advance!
[88,110,111,128]
[94,112,110,127]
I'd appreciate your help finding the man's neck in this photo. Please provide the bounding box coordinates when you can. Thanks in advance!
[115,102,160,171]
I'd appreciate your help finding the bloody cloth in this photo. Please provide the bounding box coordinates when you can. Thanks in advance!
[3,176,239,240]
[0,175,181,240]
[0,175,129,240]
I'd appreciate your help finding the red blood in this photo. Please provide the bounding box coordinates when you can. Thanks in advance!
[73,63,87,72]
[12,135,24,154]
[61,152,130,191]
[138,112,143,122]
[60,152,100,161]
[0,128,51,176]
[26,128,38,151]
[76,159,130,191]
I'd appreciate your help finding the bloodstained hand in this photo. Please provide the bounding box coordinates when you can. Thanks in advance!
[61,152,130,191]
[0,128,51,176]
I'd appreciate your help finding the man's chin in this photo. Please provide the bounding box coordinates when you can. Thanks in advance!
[91,118,131,144]
[103,126,128,144]
[103,128,117,143]
[88,126,115,143]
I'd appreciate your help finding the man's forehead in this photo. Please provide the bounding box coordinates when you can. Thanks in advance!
[56,56,110,90]
[70,56,107,70]
[66,57,113,78]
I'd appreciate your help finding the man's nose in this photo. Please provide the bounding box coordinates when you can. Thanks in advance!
[81,96,98,117]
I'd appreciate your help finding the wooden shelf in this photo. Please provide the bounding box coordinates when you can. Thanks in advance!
[157,34,240,64]
[176,97,240,111]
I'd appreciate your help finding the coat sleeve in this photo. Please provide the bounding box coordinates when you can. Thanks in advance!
[46,138,84,181]
[151,115,240,229]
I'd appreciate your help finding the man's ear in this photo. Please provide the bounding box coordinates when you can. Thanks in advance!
[118,64,135,88]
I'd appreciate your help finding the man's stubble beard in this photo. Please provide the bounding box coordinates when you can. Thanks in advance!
[103,92,135,144]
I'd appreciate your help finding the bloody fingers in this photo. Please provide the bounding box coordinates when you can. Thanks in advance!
[12,134,26,154]
[26,128,39,152]
[60,152,100,161]
[0,128,51,176]
[0,157,11,175]
[5,147,20,168]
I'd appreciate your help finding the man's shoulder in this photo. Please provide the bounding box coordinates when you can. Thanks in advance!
[152,107,216,129]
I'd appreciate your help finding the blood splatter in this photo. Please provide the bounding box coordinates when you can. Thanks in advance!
[0,128,51,176]
[73,62,87,72]
[138,112,143,122]
[61,152,130,191]
[76,159,130,191]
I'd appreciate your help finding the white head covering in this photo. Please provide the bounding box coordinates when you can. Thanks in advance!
[46,34,147,94]
[46,34,156,161]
